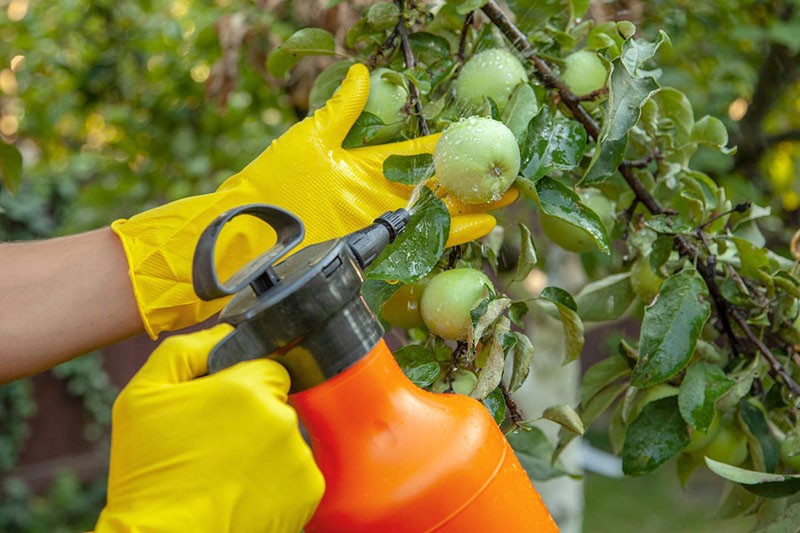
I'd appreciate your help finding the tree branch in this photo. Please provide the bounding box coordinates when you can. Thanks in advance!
[481,0,800,393]
[394,0,430,135]
[733,311,800,397]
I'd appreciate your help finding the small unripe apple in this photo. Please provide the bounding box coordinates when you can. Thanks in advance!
[780,430,800,470]
[561,50,608,97]
[454,48,529,113]
[539,188,615,253]
[630,257,664,304]
[364,67,408,125]
[684,413,721,453]
[433,116,521,204]
[701,422,748,466]
[420,268,492,341]
[381,281,427,329]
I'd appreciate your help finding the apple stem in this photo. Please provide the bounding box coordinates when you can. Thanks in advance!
[480,0,800,399]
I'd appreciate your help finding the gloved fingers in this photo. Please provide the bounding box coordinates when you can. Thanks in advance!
[439,186,520,216]
[347,132,441,165]
[313,63,371,147]
[131,324,234,386]
[219,357,292,401]
[447,213,497,248]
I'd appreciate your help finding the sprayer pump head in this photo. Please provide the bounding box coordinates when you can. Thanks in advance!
[191,204,409,390]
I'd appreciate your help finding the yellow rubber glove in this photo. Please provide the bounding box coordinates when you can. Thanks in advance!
[112,63,517,338]
[95,325,324,533]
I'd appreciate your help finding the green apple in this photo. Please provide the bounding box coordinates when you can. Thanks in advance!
[433,116,521,204]
[454,48,529,113]
[780,430,800,470]
[684,413,721,453]
[364,67,408,125]
[701,422,748,466]
[420,268,492,340]
[381,281,427,329]
[561,50,608,97]
[630,257,664,304]
[539,188,615,253]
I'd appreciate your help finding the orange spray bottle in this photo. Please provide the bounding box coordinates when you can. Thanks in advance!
[193,204,558,532]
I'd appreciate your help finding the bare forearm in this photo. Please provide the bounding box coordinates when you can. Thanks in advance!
[0,228,142,382]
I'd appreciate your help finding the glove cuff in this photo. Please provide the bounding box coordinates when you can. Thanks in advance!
[112,186,275,338]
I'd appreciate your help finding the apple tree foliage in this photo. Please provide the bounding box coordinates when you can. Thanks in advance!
[267,0,800,525]
[2,0,800,528]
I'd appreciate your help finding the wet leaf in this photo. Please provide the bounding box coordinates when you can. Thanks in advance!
[393,345,441,387]
[382,154,435,185]
[678,362,734,431]
[519,106,586,181]
[622,397,689,476]
[540,286,585,364]
[575,272,636,322]
[511,223,538,282]
[482,387,506,425]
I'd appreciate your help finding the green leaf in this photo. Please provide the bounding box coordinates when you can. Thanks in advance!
[508,301,529,327]
[267,28,337,79]
[678,362,734,431]
[526,176,611,254]
[691,115,735,154]
[509,331,535,392]
[468,297,511,349]
[393,345,441,387]
[540,286,584,364]
[0,141,23,193]
[366,2,400,31]
[543,404,585,435]
[575,272,636,322]
[482,387,506,425]
[342,111,386,148]
[739,400,779,473]
[580,355,631,405]
[632,269,711,387]
[449,0,489,15]
[652,88,694,141]
[511,223,538,282]
[622,397,689,476]
[582,48,660,184]
[619,30,670,76]
[366,187,449,283]
[382,154,435,185]
[501,83,540,142]
[508,427,570,481]
[705,458,800,499]
[361,279,400,316]
[519,107,587,181]
[408,32,453,65]
[471,317,510,400]
[649,235,674,272]
[568,0,591,20]
[308,59,355,112]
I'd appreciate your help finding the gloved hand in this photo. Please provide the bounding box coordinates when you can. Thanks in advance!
[94,325,324,533]
[113,63,516,338]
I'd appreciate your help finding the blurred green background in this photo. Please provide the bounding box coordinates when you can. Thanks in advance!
[1,0,799,531]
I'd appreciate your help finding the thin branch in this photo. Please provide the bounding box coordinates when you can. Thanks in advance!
[457,11,474,64]
[395,0,430,135]
[733,311,800,397]
[500,382,525,425]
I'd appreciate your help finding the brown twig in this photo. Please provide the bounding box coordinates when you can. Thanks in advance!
[733,311,800,397]
[500,382,525,425]
[457,11,474,64]
[394,0,430,135]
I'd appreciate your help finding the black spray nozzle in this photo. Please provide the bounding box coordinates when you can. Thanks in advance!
[345,209,409,269]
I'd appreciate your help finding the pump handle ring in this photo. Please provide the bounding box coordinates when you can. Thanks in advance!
[192,204,305,301]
